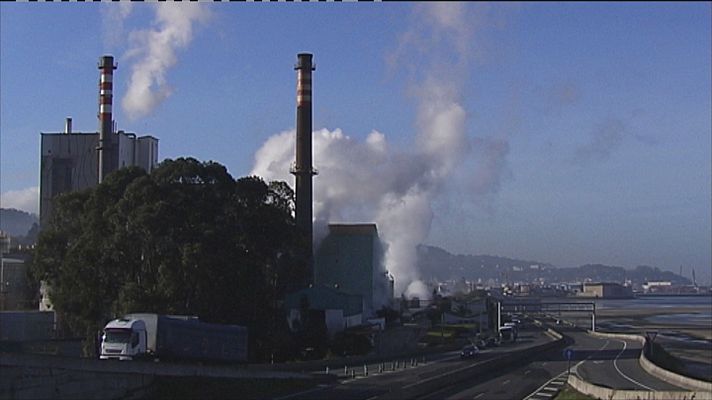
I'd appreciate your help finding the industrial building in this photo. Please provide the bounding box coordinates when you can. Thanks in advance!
[579,282,633,299]
[284,285,363,337]
[39,55,158,227]
[313,224,394,316]
[0,256,33,311]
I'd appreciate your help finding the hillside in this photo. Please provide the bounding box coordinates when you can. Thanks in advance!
[416,245,691,286]
[0,208,38,237]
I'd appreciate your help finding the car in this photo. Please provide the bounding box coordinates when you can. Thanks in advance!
[486,337,500,347]
[460,345,480,359]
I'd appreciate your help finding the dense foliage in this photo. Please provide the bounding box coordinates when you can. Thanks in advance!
[31,158,310,360]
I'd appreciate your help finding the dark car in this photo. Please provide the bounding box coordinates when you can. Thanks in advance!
[460,345,480,359]
[486,337,500,347]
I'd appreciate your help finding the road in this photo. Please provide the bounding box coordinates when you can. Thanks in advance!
[436,325,687,400]
[276,321,690,400]
[273,323,554,400]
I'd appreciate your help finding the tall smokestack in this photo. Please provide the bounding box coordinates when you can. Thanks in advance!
[291,53,317,283]
[64,117,72,134]
[98,55,117,183]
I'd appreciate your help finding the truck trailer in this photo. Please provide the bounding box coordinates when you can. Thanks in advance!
[100,313,247,363]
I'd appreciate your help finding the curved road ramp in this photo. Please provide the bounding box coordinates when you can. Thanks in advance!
[568,330,711,400]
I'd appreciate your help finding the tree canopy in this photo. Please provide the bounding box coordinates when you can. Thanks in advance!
[31,158,309,360]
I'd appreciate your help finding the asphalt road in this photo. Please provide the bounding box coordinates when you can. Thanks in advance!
[437,325,686,400]
[273,324,553,400]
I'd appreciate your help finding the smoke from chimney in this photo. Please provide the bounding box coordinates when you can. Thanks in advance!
[252,5,513,299]
[121,4,210,120]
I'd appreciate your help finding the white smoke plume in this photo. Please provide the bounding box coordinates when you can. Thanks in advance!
[101,2,134,52]
[121,4,210,120]
[252,4,510,300]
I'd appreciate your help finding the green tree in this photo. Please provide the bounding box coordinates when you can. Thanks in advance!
[31,158,307,361]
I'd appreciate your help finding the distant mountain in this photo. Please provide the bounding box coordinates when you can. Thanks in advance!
[0,208,39,237]
[416,244,555,282]
[416,245,691,286]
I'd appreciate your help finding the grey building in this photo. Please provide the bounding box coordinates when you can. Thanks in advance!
[284,285,363,336]
[39,55,159,227]
[39,128,158,227]
[313,224,394,316]
[0,256,34,310]
[580,282,633,299]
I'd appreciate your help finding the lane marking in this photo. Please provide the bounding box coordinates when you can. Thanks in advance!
[538,393,553,398]
[524,340,610,400]
[523,371,568,400]
[571,339,610,374]
[542,387,558,391]
[612,339,656,391]
[273,385,330,400]
[503,379,511,385]
[524,370,531,375]
[474,393,485,399]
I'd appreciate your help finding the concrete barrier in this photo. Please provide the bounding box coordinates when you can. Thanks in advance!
[0,363,153,400]
[0,352,313,400]
[568,373,710,400]
[639,353,712,393]
[588,330,712,393]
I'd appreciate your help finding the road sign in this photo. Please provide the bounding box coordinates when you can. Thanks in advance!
[564,348,574,361]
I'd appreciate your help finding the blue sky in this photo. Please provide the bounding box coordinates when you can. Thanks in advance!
[1,3,710,285]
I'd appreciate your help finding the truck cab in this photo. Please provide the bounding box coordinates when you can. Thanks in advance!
[100,318,147,360]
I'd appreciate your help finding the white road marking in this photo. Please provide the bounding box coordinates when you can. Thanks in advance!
[542,387,558,391]
[503,379,511,385]
[523,371,568,400]
[273,385,330,400]
[538,393,553,398]
[524,370,531,375]
[612,339,656,391]
[473,393,485,399]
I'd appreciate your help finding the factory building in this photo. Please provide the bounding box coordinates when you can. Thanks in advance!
[579,282,633,299]
[313,224,394,316]
[39,128,158,227]
[39,55,159,227]
[0,256,33,311]
[284,285,363,337]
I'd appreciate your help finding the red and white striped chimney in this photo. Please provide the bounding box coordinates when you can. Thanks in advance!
[98,55,117,183]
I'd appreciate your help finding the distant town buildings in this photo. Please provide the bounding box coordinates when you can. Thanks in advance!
[579,282,634,299]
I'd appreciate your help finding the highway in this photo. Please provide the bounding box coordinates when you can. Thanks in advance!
[433,325,687,400]
[275,321,691,400]
[273,323,555,400]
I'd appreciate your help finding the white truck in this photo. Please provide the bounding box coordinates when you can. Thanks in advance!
[100,313,247,363]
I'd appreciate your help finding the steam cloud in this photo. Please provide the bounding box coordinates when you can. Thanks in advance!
[101,2,133,52]
[251,4,512,300]
[121,4,210,120]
